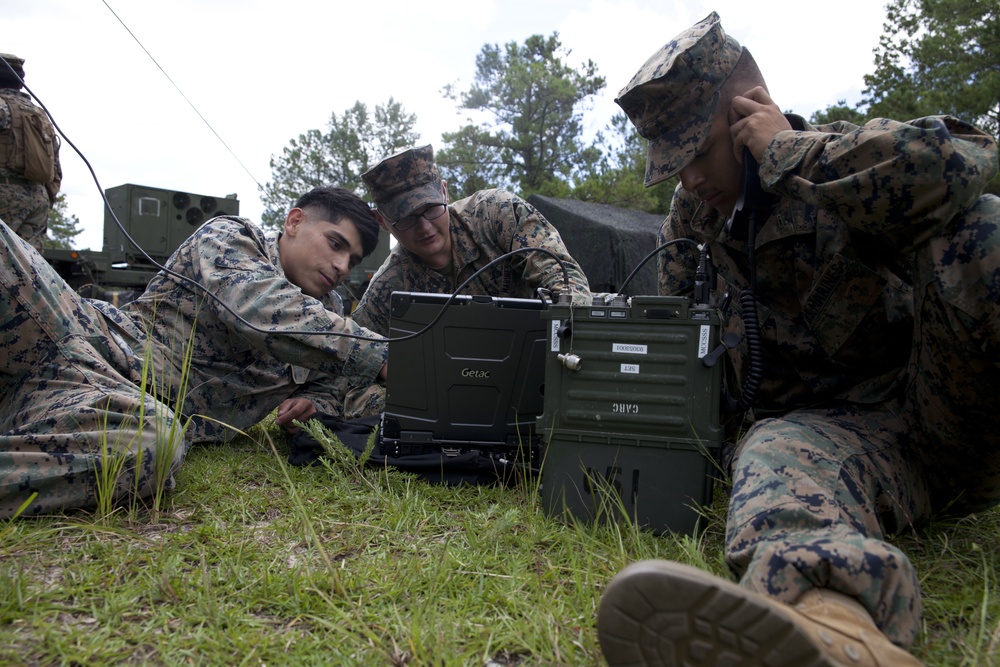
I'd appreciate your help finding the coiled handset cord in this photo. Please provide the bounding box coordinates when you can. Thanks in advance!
[724,146,775,413]
[734,212,763,412]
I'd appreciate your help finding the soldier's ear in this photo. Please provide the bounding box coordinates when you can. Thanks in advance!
[441,181,449,204]
[284,207,305,236]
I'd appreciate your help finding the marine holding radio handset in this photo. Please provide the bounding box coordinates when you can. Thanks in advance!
[597,12,1000,666]
[598,140,770,412]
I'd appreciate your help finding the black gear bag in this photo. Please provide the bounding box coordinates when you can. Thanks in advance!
[288,413,537,486]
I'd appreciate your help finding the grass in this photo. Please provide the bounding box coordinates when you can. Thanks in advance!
[1,419,998,666]
[91,304,194,524]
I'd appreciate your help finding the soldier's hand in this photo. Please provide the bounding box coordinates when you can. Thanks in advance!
[276,397,317,434]
[728,87,792,163]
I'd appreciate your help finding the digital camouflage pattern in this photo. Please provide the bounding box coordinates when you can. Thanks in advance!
[0,88,62,252]
[0,215,387,517]
[0,223,185,518]
[657,114,1000,648]
[615,12,742,187]
[352,189,592,336]
[0,179,49,252]
[104,216,388,443]
[362,144,444,222]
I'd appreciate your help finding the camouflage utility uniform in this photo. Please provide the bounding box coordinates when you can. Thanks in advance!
[0,216,386,517]
[0,223,179,518]
[353,189,591,336]
[0,87,61,252]
[658,114,1000,647]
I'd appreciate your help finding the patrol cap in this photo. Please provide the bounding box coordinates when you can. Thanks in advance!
[362,144,445,223]
[0,53,25,81]
[615,12,744,187]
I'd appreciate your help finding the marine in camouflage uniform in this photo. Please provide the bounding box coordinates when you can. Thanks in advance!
[0,54,61,253]
[596,13,1000,667]
[0,186,387,518]
[352,144,591,336]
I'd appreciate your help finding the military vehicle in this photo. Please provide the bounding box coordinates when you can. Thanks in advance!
[43,183,390,309]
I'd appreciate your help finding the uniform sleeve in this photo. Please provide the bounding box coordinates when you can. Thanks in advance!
[290,372,361,416]
[657,184,700,297]
[494,194,592,303]
[289,382,340,416]
[761,116,999,251]
[185,221,387,382]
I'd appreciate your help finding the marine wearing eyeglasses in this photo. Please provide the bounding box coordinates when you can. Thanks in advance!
[388,203,447,232]
[352,144,592,336]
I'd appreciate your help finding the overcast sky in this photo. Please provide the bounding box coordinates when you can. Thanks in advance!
[5,0,888,250]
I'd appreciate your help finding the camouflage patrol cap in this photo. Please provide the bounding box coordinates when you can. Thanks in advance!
[615,12,744,187]
[0,53,25,81]
[362,144,445,223]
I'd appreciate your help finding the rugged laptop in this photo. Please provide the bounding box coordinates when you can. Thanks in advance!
[379,291,548,459]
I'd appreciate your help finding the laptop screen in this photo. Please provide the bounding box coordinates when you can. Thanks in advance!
[380,291,548,455]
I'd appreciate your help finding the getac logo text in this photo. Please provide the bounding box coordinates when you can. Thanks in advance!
[461,368,491,379]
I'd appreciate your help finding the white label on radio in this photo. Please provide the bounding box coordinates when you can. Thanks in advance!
[612,343,647,355]
[550,320,561,352]
[621,363,640,374]
[698,325,711,358]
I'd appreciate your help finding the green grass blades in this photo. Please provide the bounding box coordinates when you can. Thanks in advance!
[1,422,997,666]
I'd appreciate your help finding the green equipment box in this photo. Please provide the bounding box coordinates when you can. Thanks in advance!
[102,184,240,268]
[538,294,724,535]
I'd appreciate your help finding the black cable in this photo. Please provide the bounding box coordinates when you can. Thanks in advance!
[693,243,713,305]
[100,0,262,189]
[617,237,701,295]
[391,247,569,342]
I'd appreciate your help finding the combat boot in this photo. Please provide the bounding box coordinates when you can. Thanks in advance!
[597,560,923,667]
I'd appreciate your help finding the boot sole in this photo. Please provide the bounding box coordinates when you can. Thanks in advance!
[597,560,834,667]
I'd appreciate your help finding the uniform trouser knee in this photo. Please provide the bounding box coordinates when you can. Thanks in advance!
[0,400,188,518]
[0,219,187,517]
[0,339,188,518]
[725,405,929,648]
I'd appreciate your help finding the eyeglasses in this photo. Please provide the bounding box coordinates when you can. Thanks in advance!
[390,204,447,232]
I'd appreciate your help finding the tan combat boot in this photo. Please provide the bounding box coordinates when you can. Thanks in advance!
[597,560,924,667]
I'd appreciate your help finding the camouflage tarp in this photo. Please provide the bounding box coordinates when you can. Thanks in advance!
[527,195,664,295]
